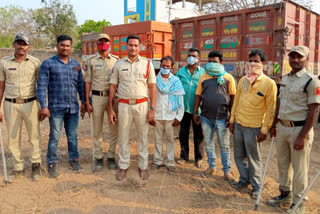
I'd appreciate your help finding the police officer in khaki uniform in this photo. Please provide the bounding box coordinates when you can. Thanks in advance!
[0,34,41,182]
[108,35,156,181]
[267,46,320,214]
[85,33,119,170]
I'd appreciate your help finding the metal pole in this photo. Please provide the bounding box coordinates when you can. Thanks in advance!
[290,170,320,214]
[0,122,8,184]
[254,137,275,210]
[90,116,95,172]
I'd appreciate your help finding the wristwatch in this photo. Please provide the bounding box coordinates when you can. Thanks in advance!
[150,106,155,110]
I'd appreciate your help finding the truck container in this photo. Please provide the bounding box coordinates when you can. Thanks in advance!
[171,0,320,83]
[81,21,172,69]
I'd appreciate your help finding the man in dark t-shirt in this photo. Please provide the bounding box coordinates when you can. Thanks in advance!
[193,50,236,184]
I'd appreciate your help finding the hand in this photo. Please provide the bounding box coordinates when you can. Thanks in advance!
[108,110,117,125]
[80,103,86,119]
[85,103,93,117]
[39,108,50,121]
[229,123,234,135]
[257,132,267,143]
[172,119,180,127]
[293,136,306,151]
[0,112,3,122]
[147,109,154,123]
[270,127,277,138]
[192,113,200,125]
[149,120,155,126]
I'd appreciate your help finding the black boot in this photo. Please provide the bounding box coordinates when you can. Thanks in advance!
[31,163,41,181]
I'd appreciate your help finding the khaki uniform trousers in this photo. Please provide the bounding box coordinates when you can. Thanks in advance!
[154,120,175,167]
[92,95,117,159]
[276,123,313,204]
[117,101,149,170]
[4,100,41,171]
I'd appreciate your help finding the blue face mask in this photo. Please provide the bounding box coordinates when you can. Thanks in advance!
[160,67,171,75]
[187,56,198,65]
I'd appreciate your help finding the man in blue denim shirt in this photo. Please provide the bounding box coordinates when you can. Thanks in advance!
[37,35,85,178]
[176,48,205,167]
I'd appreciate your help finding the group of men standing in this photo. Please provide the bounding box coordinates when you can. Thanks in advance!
[0,32,318,214]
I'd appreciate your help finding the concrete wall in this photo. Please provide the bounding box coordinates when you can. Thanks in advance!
[0,48,82,63]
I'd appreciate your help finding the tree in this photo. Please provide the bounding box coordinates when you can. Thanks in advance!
[75,19,112,49]
[77,19,111,35]
[0,6,47,48]
[34,0,77,47]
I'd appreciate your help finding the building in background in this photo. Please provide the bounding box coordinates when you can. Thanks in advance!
[124,0,203,24]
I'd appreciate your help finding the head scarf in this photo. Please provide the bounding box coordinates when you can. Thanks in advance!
[243,62,264,91]
[205,62,227,85]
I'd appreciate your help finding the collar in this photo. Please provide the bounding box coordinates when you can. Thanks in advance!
[96,52,110,59]
[11,54,30,61]
[256,73,264,81]
[56,55,72,64]
[289,68,306,77]
[125,55,141,63]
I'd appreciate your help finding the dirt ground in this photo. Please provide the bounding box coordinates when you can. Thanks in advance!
[0,115,319,214]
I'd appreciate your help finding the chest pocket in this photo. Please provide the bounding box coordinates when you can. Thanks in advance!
[92,63,105,77]
[6,67,18,82]
[24,63,36,81]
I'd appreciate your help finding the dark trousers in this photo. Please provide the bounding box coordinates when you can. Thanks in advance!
[179,112,204,162]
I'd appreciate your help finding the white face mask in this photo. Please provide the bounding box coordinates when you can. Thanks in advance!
[160,67,171,75]
[187,56,198,65]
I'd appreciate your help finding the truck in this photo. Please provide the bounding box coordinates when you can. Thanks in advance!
[170,0,320,83]
[81,21,172,70]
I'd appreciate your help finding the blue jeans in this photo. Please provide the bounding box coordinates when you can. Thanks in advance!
[47,110,79,165]
[200,116,231,174]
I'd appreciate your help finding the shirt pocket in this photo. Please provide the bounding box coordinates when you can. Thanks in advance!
[6,68,18,83]
[288,87,306,103]
[249,90,265,106]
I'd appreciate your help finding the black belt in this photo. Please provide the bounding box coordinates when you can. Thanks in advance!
[92,90,109,96]
[5,97,36,104]
[280,119,305,127]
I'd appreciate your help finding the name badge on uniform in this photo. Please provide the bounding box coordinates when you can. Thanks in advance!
[95,64,103,68]
[122,68,128,71]
[8,68,16,70]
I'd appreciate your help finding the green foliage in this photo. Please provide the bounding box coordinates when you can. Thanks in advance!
[76,19,111,35]
[76,19,111,49]
[34,0,77,47]
[0,34,14,48]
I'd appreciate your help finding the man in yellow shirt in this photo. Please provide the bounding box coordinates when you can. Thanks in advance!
[229,50,277,199]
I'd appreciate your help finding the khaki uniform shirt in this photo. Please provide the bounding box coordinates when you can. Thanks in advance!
[278,68,320,121]
[110,55,156,99]
[84,53,118,91]
[0,55,40,99]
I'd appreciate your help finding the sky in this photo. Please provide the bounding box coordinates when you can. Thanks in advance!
[0,0,320,26]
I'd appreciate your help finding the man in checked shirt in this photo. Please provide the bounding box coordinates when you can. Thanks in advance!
[37,35,85,179]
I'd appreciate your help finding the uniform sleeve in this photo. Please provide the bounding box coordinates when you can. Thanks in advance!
[147,61,156,84]
[307,78,320,104]
[35,59,41,82]
[0,60,5,81]
[230,77,244,123]
[84,59,92,83]
[227,74,236,95]
[110,62,119,85]
[260,80,277,134]
[195,76,203,95]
